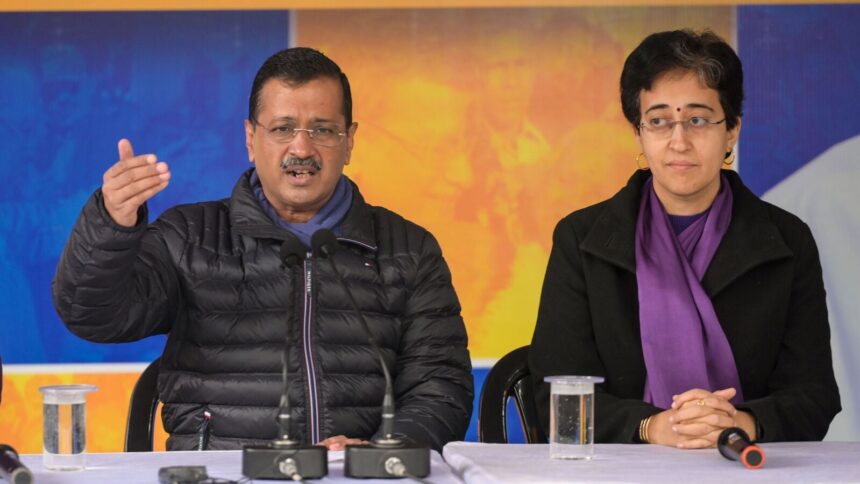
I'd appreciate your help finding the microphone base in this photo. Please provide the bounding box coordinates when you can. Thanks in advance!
[344,443,430,479]
[242,443,328,480]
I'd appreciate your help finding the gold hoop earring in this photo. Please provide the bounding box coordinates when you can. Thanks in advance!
[723,151,735,166]
[635,153,649,170]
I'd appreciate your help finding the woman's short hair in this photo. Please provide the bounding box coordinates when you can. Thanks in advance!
[620,29,743,131]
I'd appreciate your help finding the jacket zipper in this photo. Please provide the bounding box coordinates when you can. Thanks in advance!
[197,410,212,450]
[299,238,375,444]
[302,251,321,444]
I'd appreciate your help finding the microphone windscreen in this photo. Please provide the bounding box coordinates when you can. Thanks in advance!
[280,238,306,267]
[311,229,339,258]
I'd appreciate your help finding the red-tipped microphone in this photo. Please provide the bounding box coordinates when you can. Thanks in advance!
[718,427,765,469]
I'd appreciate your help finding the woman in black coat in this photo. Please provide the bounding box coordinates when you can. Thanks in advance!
[530,29,840,448]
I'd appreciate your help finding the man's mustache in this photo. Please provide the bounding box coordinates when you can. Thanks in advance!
[280,157,322,171]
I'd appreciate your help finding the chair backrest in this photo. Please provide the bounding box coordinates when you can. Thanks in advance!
[124,357,160,452]
[478,345,547,443]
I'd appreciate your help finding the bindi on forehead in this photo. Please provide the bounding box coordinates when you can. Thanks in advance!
[677,107,681,112]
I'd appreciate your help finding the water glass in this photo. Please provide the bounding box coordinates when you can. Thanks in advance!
[544,376,603,460]
[38,384,97,471]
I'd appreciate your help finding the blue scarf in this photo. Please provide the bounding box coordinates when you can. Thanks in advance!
[250,170,353,248]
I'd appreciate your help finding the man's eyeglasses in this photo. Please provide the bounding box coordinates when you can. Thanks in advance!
[256,122,347,147]
[639,117,726,138]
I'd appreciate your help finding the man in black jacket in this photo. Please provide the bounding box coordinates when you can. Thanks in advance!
[52,47,473,452]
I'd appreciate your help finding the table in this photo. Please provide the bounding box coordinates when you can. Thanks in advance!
[20,449,463,483]
[442,441,860,483]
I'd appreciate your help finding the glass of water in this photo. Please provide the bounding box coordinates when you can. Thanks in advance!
[544,376,604,460]
[38,384,98,471]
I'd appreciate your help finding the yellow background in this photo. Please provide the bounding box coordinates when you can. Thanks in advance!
[298,7,731,357]
[1,371,168,452]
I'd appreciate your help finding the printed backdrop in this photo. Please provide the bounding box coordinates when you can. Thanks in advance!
[1,2,858,452]
[740,4,860,442]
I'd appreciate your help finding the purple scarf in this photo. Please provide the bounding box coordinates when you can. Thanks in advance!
[250,170,353,248]
[635,174,743,409]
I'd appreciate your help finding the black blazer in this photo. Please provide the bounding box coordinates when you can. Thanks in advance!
[530,169,840,443]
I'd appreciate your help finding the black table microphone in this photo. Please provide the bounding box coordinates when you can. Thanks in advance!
[718,427,765,469]
[0,444,33,484]
[311,229,431,479]
[242,238,328,480]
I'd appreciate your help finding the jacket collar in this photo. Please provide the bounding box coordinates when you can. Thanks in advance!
[336,180,378,251]
[229,168,378,251]
[581,169,792,297]
[579,170,645,274]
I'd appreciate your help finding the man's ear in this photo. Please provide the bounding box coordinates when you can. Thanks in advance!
[244,119,256,163]
[344,122,358,165]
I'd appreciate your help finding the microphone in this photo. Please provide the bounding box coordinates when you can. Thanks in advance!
[718,427,765,469]
[273,238,309,446]
[242,238,328,480]
[279,238,305,270]
[0,444,34,484]
[311,229,430,479]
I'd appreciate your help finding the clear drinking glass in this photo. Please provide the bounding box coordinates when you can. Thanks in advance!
[38,384,97,471]
[544,376,604,460]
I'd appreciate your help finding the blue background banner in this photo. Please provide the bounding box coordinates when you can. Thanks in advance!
[740,4,860,442]
[0,11,290,363]
[739,5,860,194]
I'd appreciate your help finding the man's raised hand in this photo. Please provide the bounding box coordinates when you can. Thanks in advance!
[102,139,171,227]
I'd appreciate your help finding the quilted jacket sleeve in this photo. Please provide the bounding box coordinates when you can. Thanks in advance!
[52,189,180,343]
[383,230,474,452]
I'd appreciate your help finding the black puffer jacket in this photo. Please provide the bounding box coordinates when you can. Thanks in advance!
[53,169,473,451]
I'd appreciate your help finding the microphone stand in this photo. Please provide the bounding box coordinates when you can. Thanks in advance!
[311,230,430,479]
[242,239,328,480]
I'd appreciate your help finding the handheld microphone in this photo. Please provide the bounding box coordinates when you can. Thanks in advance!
[311,229,430,479]
[718,427,765,469]
[242,238,328,480]
[0,444,34,484]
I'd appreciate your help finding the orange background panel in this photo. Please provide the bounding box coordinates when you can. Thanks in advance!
[1,371,167,454]
[297,7,733,357]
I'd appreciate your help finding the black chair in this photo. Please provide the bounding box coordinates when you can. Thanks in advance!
[124,357,161,452]
[478,345,547,443]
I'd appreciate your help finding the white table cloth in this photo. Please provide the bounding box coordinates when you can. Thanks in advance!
[443,441,860,483]
[21,449,463,483]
